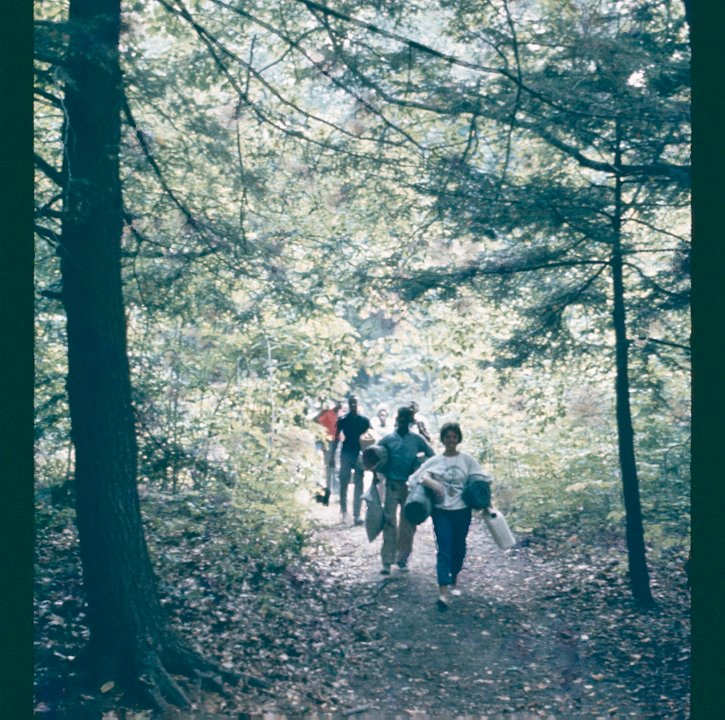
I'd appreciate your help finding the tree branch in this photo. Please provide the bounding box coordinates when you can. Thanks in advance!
[515,118,691,183]
[34,152,64,187]
[122,96,206,235]
[639,336,691,354]
[209,0,425,151]
[34,222,61,246]
[296,0,690,183]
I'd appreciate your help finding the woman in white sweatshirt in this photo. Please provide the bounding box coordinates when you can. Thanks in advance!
[417,422,492,610]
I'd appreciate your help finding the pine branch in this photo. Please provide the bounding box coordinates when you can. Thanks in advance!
[395,250,608,301]
[159,0,419,167]
[208,0,425,151]
[35,206,63,220]
[623,261,690,299]
[34,86,64,110]
[39,288,64,301]
[297,0,498,74]
[296,0,690,183]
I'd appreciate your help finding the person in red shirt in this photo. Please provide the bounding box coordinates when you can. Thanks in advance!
[314,399,342,505]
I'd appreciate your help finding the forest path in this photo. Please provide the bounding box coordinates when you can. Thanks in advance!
[35,483,689,719]
[214,496,689,719]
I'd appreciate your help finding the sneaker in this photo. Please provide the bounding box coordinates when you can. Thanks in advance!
[450,587,462,597]
[436,595,449,611]
[396,561,409,572]
[354,518,364,526]
[341,513,350,524]
[380,566,391,575]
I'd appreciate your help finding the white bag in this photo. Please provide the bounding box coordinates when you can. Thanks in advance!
[483,507,516,550]
[362,482,385,542]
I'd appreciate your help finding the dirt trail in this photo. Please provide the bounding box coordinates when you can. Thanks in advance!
[252,497,690,719]
[35,486,689,719]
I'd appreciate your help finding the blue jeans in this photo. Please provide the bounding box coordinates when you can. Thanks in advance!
[339,451,364,519]
[431,507,472,586]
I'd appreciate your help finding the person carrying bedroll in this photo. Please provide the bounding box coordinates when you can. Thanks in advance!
[376,406,435,575]
[416,422,492,610]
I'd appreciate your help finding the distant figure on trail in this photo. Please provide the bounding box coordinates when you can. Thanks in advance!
[408,400,432,443]
[413,422,492,610]
[376,406,435,575]
[370,404,391,441]
[313,399,342,505]
[330,396,371,526]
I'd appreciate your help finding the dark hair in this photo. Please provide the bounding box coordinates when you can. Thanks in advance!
[439,422,462,443]
[396,406,414,428]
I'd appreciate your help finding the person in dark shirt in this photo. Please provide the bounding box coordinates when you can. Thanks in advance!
[330,396,371,525]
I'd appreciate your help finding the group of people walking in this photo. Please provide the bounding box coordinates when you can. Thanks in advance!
[313,396,493,610]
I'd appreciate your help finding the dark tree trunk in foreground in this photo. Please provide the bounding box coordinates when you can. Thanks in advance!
[610,126,654,606]
[58,0,232,706]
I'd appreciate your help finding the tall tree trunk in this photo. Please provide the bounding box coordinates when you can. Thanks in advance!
[58,0,231,706]
[610,123,654,606]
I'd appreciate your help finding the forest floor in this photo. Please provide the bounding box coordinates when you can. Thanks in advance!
[35,491,690,720]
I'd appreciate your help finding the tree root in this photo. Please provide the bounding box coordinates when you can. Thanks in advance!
[162,637,241,691]
[137,644,191,712]
[72,633,243,714]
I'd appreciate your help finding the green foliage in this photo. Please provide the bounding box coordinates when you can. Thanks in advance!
[142,482,311,592]
[358,295,689,548]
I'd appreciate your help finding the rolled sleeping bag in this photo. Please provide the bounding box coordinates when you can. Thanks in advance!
[362,444,388,471]
[403,481,433,525]
[462,475,492,510]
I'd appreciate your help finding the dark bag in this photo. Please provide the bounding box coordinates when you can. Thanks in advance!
[362,444,388,471]
[462,476,492,510]
[403,482,433,525]
[362,482,385,542]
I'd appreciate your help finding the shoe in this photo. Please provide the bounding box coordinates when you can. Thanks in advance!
[314,486,330,505]
[436,595,449,611]
[396,561,409,572]
[380,566,391,575]
[341,513,350,524]
[450,587,461,597]
[354,518,364,526]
